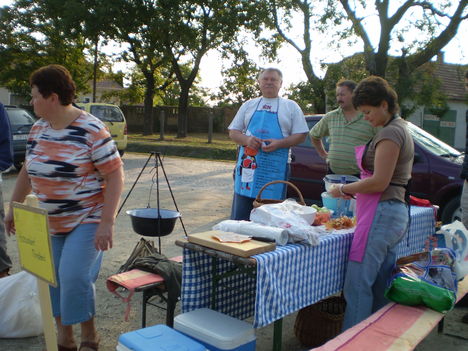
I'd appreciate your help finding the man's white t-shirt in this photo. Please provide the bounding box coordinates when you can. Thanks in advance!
[228,97,309,137]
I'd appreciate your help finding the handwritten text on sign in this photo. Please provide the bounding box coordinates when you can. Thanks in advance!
[13,202,57,286]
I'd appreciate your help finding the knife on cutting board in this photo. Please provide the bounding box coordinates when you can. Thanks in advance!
[250,236,276,243]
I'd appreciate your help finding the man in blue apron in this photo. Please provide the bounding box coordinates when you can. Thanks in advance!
[228,68,309,220]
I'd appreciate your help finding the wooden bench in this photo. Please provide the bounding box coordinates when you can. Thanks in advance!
[107,255,183,328]
[311,277,468,351]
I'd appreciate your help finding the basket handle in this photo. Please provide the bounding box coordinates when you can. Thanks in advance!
[255,180,306,205]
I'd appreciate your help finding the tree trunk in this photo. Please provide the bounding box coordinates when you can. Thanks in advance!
[92,38,98,102]
[374,52,388,78]
[177,83,190,138]
[143,75,155,135]
[300,55,326,113]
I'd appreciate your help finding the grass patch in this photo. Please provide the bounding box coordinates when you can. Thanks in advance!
[127,133,237,161]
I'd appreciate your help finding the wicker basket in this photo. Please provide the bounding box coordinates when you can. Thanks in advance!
[294,296,346,347]
[252,180,305,208]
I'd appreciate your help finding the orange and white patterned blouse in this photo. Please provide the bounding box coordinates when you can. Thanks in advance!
[26,112,123,235]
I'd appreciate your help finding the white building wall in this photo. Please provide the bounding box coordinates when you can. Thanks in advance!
[407,101,467,150]
[0,87,11,104]
[450,101,467,150]
[406,106,424,127]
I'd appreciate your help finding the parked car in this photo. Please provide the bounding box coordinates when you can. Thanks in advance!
[4,105,36,169]
[76,102,128,156]
[289,115,464,223]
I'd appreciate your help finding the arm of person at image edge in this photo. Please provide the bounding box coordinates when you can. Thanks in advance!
[4,166,31,235]
[228,99,308,151]
[0,103,13,172]
[328,139,400,199]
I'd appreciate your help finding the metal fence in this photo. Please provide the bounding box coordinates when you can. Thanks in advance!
[121,105,237,134]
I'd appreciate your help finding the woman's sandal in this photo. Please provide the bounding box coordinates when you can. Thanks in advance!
[79,341,99,351]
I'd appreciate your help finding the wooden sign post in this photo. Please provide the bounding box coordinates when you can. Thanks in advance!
[13,194,58,351]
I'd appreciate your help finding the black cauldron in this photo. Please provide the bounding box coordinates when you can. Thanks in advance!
[126,208,180,237]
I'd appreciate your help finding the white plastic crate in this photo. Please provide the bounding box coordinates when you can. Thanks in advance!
[174,308,256,351]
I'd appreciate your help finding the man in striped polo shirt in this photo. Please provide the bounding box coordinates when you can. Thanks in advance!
[310,79,379,176]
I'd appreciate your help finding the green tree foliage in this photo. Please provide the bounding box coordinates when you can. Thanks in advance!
[323,54,370,110]
[215,56,260,107]
[159,0,258,137]
[263,0,467,113]
[45,0,117,102]
[284,82,320,114]
[331,0,467,112]
[325,53,452,117]
[106,65,209,107]
[104,0,256,136]
[264,0,327,112]
[0,1,93,96]
[334,0,467,77]
[105,0,175,135]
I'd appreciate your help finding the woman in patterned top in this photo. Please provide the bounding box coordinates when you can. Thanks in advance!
[5,65,124,351]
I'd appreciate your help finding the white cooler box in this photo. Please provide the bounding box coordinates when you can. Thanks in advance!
[174,308,256,351]
[116,324,207,351]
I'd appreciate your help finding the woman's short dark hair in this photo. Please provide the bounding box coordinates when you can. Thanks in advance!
[29,64,76,106]
[352,76,399,115]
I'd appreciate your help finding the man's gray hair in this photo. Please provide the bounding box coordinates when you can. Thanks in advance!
[258,67,283,80]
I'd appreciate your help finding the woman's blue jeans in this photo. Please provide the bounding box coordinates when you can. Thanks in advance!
[49,223,103,325]
[342,200,409,331]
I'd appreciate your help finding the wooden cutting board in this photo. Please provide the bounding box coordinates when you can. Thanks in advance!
[187,230,276,258]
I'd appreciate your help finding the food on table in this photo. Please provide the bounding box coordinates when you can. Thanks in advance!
[324,216,356,230]
[311,205,332,225]
[212,233,251,243]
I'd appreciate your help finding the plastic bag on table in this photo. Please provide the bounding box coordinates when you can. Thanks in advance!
[0,271,43,337]
[384,248,458,313]
[249,199,320,245]
[434,220,468,280]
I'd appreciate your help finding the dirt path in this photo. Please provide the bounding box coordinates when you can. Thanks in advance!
[1,153,467,350]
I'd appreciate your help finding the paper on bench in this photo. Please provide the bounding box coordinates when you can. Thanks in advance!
[213,220,289,245]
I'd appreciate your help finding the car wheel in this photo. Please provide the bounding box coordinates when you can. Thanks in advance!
[440,195,461,224]
[118,150,125,157]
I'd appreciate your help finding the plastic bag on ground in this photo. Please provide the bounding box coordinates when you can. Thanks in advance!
[434,220,468,280]
[384,248,458,313]
[0,271,43,338]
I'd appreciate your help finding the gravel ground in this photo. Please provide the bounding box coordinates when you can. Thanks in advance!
[1,153,467,350]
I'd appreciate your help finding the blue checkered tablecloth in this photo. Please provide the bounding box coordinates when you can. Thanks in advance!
[181,206,434,328]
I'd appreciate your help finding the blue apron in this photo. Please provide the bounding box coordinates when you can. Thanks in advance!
[234,98,288,199]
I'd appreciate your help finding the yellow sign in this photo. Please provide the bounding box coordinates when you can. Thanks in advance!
[13,202,57,287]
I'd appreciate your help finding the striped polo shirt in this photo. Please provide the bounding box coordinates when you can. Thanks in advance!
[310,108,379,175]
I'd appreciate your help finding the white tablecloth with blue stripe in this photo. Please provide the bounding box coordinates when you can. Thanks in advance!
[181,206,434,328]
